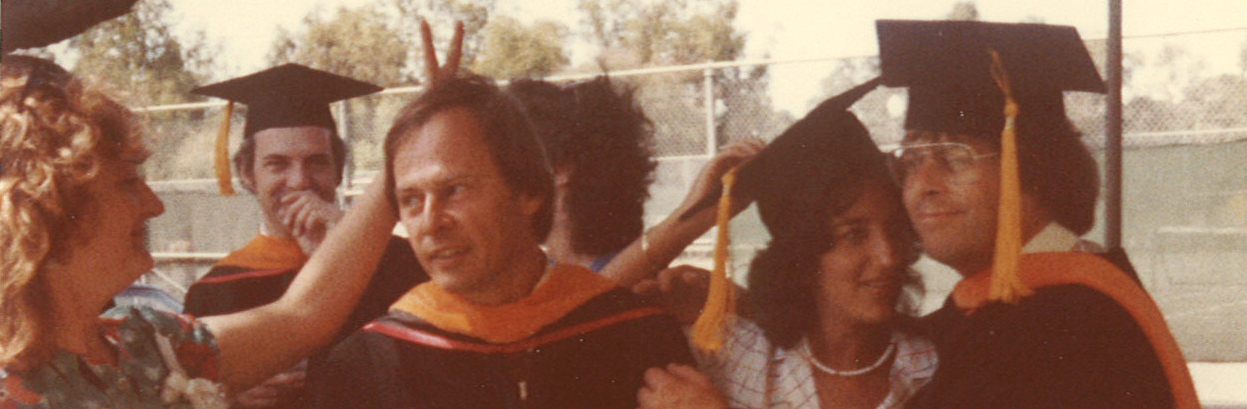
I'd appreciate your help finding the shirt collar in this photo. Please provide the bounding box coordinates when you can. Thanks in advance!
[1021,222,1080,254]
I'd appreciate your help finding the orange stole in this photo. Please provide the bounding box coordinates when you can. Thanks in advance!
[952,252,1198,409]
[389,264,618,344]
[215,235,307,271]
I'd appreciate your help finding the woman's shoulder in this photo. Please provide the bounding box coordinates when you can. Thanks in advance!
[694,317,773,377]
[891,329,938,379]
[1,307,226,409]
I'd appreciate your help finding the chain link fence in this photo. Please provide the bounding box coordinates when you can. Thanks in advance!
[137,28,1247,361]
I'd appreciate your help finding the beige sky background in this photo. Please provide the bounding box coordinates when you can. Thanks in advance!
[167,0,1246,114]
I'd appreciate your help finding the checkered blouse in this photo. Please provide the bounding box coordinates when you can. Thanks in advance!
[697,319,937,409]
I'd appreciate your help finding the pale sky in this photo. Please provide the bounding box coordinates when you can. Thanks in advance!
[168,0,1246,114]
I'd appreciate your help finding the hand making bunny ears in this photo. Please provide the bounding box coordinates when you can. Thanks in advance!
[420,19,465,85]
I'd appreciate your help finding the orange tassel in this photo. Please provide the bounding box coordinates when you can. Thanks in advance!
[691,167,739,353]
[214,101,236,195]
[987,50,1031,303]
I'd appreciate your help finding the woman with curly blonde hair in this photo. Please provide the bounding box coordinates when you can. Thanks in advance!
[1,55,401,408]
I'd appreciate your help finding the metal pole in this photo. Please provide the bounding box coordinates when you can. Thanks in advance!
[1106,0,1124,248]
[703,67,716,156]
[337,101,353,203]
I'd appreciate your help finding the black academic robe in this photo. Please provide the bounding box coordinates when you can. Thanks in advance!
[312,287,694,409]
[183,235,426,409]
[907,252,1195,409]
[184,236,426,340]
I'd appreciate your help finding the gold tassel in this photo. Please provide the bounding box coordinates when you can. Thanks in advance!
[214,101,236,196]
[987,50,1031,303]
[691,167,739,353]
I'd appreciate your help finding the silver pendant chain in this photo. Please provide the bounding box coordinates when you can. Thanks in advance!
[801,340,896,377]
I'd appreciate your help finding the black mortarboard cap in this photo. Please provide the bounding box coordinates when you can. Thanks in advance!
[877,20,1107,304]
[2,0,139,54]
[192,64,382,137]
[679,78,888,236]
[876,20,1104,136]
[192,64,380,195]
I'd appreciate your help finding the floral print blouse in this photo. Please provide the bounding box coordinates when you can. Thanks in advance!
[2,306,227,409]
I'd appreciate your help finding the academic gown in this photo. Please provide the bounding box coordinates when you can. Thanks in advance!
[311,264,694,409]
[907,252,1198,409]
[184,235,427,339]
[182,235,426,408]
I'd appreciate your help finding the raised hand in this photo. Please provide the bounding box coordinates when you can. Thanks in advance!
[632,265,711,325]
[601,138,766,287]
[636,364,729,409]
[675,137,766,219]
[420,19,464,86]
[279,191,344,254]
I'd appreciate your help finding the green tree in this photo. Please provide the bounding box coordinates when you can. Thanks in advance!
[266,5,413,173]
[473,16,569,79]
[268,5,411,86]
[60,0,218,180]
[574,0,778,155]
[390,0,498,79]
[577,0,743,67]
[66,0,214,106]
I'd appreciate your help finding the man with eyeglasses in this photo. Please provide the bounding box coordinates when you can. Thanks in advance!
[877,20,1198,409]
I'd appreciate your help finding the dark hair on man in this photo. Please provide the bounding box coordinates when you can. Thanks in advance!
[383,74,555,239]
[506,77,656,257]
[232,127,348,191]
[905,116,1100,235]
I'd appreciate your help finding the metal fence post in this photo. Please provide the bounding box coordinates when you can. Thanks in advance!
[336,100,353,202]
[703,66,717,157]
[1106,0,1124,249]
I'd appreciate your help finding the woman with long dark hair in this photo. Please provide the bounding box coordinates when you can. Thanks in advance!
[637,79,937,409]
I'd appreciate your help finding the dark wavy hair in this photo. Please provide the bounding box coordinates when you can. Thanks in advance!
[745,178,859,350]
[746,176,921,350]
[383,74,554,239]
[507,77,656,256]
[1,55,144,368]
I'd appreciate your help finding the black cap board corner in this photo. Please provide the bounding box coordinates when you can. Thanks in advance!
[192,64,380,195]
[192,63,382,138]
[876,19,1105,136]
[677,77,885,234]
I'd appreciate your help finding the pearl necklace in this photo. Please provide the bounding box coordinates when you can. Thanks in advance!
[801,340,896,377]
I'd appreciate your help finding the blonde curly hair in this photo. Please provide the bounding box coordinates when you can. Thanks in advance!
[1,55,145,369]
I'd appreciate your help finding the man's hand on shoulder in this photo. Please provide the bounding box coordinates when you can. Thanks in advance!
[637,364,729,409]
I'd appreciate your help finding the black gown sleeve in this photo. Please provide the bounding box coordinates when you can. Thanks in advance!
[310,331,405,409]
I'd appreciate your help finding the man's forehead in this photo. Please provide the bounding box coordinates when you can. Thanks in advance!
[903,130,994,148]
[253,126,334,154]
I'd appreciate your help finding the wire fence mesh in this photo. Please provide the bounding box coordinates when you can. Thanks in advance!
[135,28,1247,361]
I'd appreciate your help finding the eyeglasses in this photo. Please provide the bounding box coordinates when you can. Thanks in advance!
[887,142,999,185]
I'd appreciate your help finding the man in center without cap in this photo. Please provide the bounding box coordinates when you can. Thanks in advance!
[312,74,693,409]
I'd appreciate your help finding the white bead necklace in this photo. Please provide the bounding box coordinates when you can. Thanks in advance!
[801,340,896,377]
